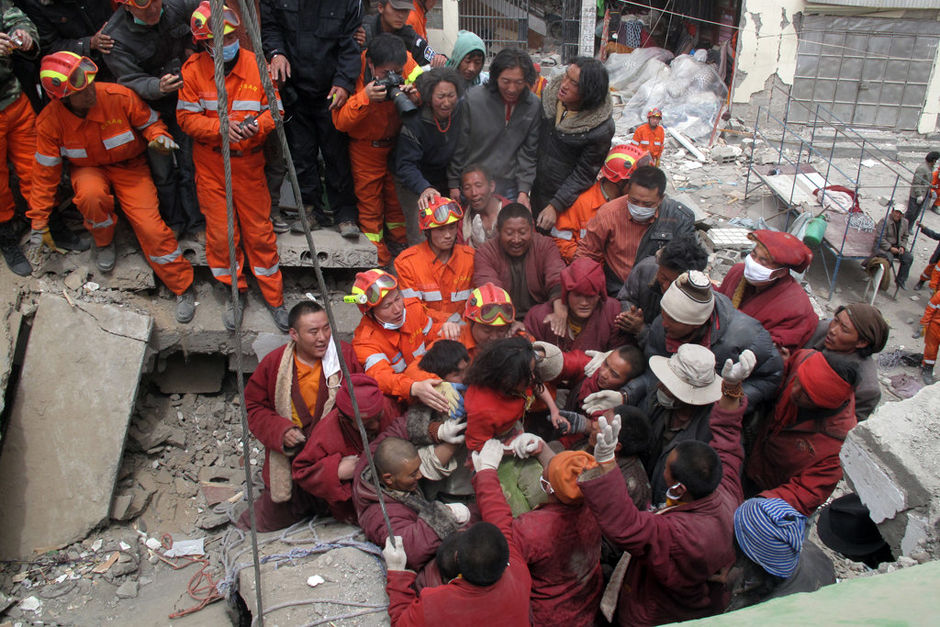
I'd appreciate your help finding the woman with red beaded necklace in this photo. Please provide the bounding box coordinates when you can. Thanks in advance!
[394,67,463,245]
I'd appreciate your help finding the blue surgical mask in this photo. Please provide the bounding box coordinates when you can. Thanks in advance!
[222,40,240,62]
[379,307,406,331]
[132,8,163,26]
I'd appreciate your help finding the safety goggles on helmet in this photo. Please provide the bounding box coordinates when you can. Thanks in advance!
[465,284,515,326]
[191,1,239,39]
[601,144,652,183]
[39,52,98,100]
[351,270,398,312]
[647,107,662,118]
[419,197,463,230]
[118,0,157,9]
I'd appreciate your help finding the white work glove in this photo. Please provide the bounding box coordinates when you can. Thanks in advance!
[582,389,623,415]
[470,213,487,245]
[471,438,504,472]
[445,502,471,525]
[148,134,180,153]
[437,419,466,444]
[720,349,757,385]
[507,433,543,459]
[593,414,621,463]
[383,535,408,571]
[583,350,612,377]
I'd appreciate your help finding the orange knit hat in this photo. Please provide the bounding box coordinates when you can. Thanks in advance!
[547,450,598,504]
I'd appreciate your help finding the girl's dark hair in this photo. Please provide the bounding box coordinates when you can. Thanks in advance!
[416,66,463,104]
[486,48,536,94]
[418,339,470,379]
[464,336,537,396]
[569,57,609,111]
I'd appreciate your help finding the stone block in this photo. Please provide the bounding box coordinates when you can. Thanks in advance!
[703,227,754,251]
[177,229,377,269]
[0,295,152,559]
[839,438,907,524]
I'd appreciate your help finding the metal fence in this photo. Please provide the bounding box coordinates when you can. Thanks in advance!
[459,0,530,56]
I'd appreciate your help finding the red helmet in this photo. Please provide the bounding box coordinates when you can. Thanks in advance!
[116,0,157,8]
[464,283,514,326]
[601,144,652,182]
[418,196,463,231]
[191,0,240,40]
[350,269,398,313]
[40,52,98,100]
[647,107,663,118]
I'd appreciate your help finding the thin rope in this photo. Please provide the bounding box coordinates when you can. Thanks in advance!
[233,0,398,546]
[207,1,265,625]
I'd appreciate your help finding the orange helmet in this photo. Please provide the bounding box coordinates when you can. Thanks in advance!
[647,107,663,118]
[464,283,514,326]
[601,144,652,182]
[116,0,157,8]
[350,269,398,313]
[190,0,240,40]
[40,52,98,100]
[418,196,463,231]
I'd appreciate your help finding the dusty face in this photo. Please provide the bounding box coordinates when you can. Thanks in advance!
[385,455,423,492]
[430,80,458,120]
[597,352,632,390]
[444,359,469,384]
[496,66,527,104]
[567,291,600,321]
[470,320,510,346]
[428,222,459,254]
[824,310,867,353]
[498,217,532,258]
[557,64,581,108]
[661,310,700,341]
[66,83,97,114]
[127,0,163,25]
[372,289,405,326]
[289,311,332,361]
[458,51,484,83]
[461,170,495,212]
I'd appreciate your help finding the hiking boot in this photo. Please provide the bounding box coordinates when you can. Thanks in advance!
[49,226,91,252]
[922,363,935,386]
[96,241,116,273]
[267,302,289,332]
[222,291,247,332]
[338,221,360,239]
[271,212,290,234]
[290,212,321,234]
[0,238,31,276]
[175,287,196,324]
[914,280,926,291]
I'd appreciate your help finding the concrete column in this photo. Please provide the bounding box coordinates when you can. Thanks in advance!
[428,0,460,60]
[579,0,597,57]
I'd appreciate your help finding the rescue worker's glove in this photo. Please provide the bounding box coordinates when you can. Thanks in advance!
[437,419,466,444]
[29,227,65,253]
[593,414,621,464]
[382,536,408,571]
[471,438,504,472]
[148,135,180,154]
[582,389,623,415]
[435,381,463,420]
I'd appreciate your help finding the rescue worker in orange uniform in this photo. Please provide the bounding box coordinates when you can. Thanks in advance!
[177,2,288,332]
[632,107,664,166]
[30,51,197,322]
[917,279,940,385]
[0,3,41,277]
[457,282,515,357]
[351,268,459,411]
[394,196,475,321]
[552,144,651,262]
[332,33,421,266]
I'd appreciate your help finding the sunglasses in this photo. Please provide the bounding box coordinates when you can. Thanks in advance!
[476,301,514,325]
[363,273,398,305]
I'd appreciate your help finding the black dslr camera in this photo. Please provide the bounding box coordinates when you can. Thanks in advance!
[375,70,417,116]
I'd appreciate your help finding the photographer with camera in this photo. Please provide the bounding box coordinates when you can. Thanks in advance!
[333,33,421,266]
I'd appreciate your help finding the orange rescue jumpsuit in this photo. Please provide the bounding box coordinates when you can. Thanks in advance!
[333,52,419,265]
[394,240,475,320]
[177,50,283,307]
[0,92,36,224]
[30,82,193,294]
[921,287,940,368]
[932,170,940,210]
[551,181,609,262]
[353,299,441,401]
[406,0,427,39]
[632,122,664,166]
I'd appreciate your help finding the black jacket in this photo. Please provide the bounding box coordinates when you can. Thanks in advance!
[394,105,461,195]
[625,291,784,408]
[18,0,113,57]
[533,72,614,212]
[260,0,362,97]
[102,0,199,109]
[360,12,436,65]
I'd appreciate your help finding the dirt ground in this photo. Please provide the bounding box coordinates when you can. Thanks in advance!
[1,122,937,625]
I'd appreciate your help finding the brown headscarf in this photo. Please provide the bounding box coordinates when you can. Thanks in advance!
[838,304,889,354]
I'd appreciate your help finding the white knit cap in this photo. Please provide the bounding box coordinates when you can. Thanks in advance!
[659,270,715,326]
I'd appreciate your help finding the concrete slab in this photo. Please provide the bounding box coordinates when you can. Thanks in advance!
[0,294,152,560]
[237,522,388,626]
[0,295,22,418]
[177,230,377,269]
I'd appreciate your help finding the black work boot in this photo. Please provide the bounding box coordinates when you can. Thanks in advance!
[923,363,936,386]
[0,219,31,276]
[914,280,926,291]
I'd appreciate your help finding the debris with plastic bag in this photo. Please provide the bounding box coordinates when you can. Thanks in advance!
[607,49,728,141]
